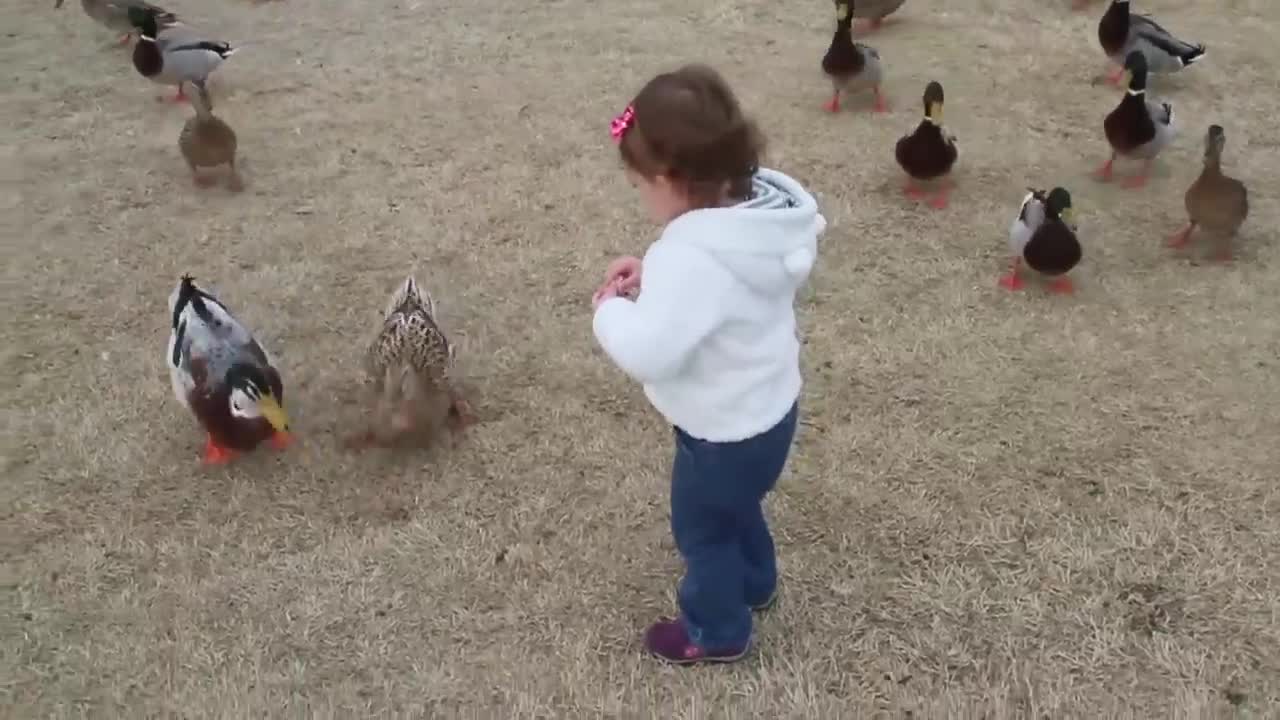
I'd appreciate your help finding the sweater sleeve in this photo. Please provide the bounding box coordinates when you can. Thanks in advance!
[592,242,733,384]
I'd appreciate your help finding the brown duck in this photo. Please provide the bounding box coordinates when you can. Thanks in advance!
[344,276,476,450]
[1169,125,1248,261]
[179,81,242,191]
[894,80,957,209]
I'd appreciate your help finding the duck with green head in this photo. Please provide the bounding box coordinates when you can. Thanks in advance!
[894,81,957,209]
[54,0,178,47]
[129,5,237,103]
[167,275,292,465]
[1001,187,1081,294]
[821,1,887,113]
[1097,50,1175,188]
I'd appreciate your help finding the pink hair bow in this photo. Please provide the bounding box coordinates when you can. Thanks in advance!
[610,105,635,143]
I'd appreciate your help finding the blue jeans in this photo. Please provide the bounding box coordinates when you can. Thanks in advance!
[671,403,799,650]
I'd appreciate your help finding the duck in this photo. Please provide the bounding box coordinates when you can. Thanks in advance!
[179,81,243,191]
[821,1,887,114]
[833,0,906,33]
[894,80,957,209]
[167,275,291,465]
[1000,187,1082,294]
[344,276,476,450]
[1169,125,1248,261]
[1098,50,1175,189]
[129,6,237,103]
[1097,0,1204,86]
[54,0,178,46]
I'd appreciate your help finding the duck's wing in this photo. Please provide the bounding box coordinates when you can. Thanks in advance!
[162,38,236,83]
[1009,191,1045,256]
[168,277,266,388]
[1131,15,1204,70]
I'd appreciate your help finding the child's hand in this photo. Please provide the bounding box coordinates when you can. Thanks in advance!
[604,256,642,289]
[591,280,621,310]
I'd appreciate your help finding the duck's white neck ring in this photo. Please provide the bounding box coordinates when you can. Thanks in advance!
[1126,88,1144,96]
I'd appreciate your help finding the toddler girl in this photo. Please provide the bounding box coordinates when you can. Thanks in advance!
[591,64,827,664]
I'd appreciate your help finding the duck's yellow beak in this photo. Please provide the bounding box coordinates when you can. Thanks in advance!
[1121,70,1133,87]
[1061,208,1077,226]
[929,101,944,124]
[257,395,290,433]
[836,3,849,20]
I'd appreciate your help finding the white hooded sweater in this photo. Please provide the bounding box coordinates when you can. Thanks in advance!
[593,168,826,442]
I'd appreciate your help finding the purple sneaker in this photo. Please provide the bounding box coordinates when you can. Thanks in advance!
[644,618,749,665]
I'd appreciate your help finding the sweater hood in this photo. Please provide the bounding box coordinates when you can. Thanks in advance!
[661,168,825,296]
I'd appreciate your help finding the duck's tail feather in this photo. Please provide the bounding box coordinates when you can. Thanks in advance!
[1179,44,1206,67]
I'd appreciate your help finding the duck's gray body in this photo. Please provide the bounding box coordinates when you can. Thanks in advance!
[145,26,237,88]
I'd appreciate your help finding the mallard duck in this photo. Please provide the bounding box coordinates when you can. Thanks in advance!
[344,276,476,450]
[1169,125,1248,261]
[830,0,906,33]
[54,0,178,46]
[179,81,243,191]
[1097,0,1204,86]
[1098,51,1175,188]
[167,275,290,465]
[129,6,237,103]
[821,2,887,114]
[894,80,957,209]
[1000,187,1081,294]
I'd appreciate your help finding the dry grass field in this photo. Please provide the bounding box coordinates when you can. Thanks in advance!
[5,0,1280,715]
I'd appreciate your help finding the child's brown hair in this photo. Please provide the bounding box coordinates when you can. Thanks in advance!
[615,64,765,209]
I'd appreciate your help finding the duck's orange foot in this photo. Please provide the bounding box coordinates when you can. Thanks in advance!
[902,183,927,200]
[269,431,293,450]
[116,32,132,46]
[1048,276,1075,294]
[203,436,239,465]
[1094,160,1114,182]
[998,273,1024,291]
[1167,225,1193,248]
[928,191,950,210]
[822,96,840,113]
[1120,174,1148,189]
[872,91,889,113]
[855,18,885,33]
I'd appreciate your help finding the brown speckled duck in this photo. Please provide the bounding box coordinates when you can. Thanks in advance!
[894,80,957,209]
[179,81,242,191]
[1097,50,1175,188]
[1169,125,1248,261]
[345,276,476,450]
[821,1,887,113]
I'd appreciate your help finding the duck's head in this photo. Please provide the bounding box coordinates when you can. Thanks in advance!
[834,1,853,26]
[1203,124,1226,159]
[225,363,289,433]
[922,81,945,124]
[127,6,160,41]
[1121,51,1148,94]
[1046,187,1075,227]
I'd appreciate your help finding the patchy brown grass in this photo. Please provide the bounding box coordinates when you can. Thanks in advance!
[5,0,1280,715]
